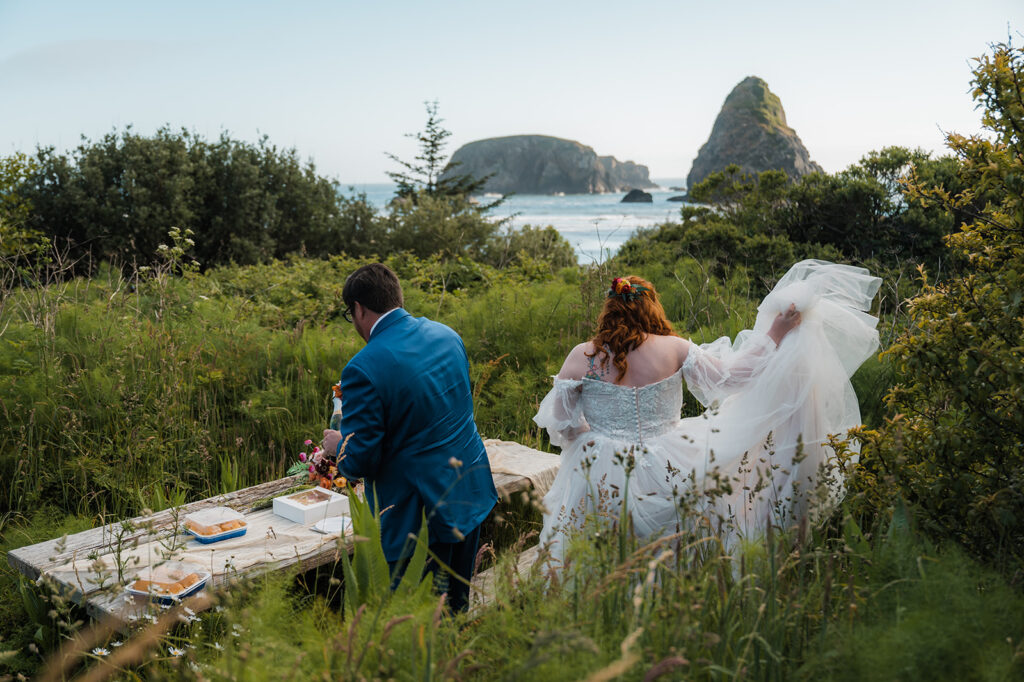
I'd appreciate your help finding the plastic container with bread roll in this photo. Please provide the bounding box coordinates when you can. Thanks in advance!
[126,561,210,604]
[183,506,248,544]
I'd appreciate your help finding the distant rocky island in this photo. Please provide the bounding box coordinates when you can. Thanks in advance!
[686,76,822,189]
[442,135,657,195]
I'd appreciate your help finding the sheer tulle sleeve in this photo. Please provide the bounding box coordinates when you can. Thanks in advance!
[681,331,776,408]
[533,378,589,448]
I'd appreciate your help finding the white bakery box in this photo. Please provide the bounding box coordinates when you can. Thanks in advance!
[273,487,350,525]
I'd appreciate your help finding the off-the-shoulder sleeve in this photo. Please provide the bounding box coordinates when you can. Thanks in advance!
[682,331,776,408]
[533,377,589,448]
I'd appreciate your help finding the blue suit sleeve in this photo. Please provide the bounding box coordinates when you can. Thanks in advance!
[336,362,385,480]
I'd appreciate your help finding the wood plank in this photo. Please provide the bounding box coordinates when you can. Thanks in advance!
[8,475,306,582]
[9,443,559,626]
[470,544,542,611]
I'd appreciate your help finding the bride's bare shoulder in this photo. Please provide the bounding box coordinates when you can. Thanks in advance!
[557,341,597,380]
[648,333,690,349]
[646,334,691,364]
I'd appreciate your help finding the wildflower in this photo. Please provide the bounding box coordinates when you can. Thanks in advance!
[111,640,123,647]
[92,647,110,657]
[308,464,315,474]
[298,452,307,462]
[168,646,185,657]
[211,641,224,651]
[304,439,313,445]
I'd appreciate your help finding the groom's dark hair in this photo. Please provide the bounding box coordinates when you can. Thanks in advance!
[343,263,404,314]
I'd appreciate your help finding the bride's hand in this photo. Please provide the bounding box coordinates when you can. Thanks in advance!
[768,304,801,346]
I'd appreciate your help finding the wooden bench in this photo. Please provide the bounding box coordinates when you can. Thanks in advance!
[470,544,543,611]
[8,444,559,627]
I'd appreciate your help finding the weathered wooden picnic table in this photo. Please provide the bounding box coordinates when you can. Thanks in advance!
[7,441,559,627]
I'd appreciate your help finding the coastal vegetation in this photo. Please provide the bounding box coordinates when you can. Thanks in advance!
[1,40,1023,681]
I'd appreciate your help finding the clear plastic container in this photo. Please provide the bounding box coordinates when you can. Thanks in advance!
[126,561,210,604]
[184,506,248,543]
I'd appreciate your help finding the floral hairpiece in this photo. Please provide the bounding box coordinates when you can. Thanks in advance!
[607,277,650,302]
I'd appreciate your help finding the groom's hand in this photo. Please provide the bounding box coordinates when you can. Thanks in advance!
[322,428,343,458]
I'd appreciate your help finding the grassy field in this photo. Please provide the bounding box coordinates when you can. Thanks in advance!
[0,243,1020,681]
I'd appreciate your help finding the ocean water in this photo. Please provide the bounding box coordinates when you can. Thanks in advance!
[341,179,689,263]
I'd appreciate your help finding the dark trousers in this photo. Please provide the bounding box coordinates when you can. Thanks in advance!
[389,523,482,613]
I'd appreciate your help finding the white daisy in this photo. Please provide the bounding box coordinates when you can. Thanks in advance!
[91,647,110,656]
[110,640,123,647]
[168,646,185,657]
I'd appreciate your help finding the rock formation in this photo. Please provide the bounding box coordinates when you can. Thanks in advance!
[621,189,653,203]
[686,76,822,190]
[442,135,656,195]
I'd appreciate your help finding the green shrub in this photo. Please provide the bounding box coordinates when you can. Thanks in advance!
[853,40,1024,567]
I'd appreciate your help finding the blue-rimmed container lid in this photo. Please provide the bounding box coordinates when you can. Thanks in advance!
[126,562,211,605]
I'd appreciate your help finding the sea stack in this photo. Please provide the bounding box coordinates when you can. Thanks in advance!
[442,135,656,195]
[686,76,822,189]
[621,189,653,203]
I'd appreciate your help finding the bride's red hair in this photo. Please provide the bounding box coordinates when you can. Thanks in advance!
[588,276,676,381]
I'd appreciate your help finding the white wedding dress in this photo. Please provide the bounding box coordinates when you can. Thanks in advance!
[534,260,882,562]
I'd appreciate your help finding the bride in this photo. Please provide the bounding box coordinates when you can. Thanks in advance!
[534,260,882,563]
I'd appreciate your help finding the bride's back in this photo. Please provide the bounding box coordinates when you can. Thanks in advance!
[576,334,689,388]
[556,275,689,388]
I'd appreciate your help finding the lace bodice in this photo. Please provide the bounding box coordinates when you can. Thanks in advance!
[580,369,683,445]
[534,331,778,450]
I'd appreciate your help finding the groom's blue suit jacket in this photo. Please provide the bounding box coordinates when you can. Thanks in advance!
[336,308,497,562]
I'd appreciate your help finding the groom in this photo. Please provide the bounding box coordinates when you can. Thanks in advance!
[321,263,497,612]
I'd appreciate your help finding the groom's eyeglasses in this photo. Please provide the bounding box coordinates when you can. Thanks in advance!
[342,305,353,323]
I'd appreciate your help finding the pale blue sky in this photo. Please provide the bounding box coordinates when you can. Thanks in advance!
[1,1,1021,183]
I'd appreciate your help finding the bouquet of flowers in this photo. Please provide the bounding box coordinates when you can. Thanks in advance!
[286,382,363,493]
[286,438,351,491]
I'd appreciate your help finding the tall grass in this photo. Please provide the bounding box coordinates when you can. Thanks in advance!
[25,485,1024,681]
[1,247,915,678]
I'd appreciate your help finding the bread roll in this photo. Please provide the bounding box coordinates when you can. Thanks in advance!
[132,579,173,594]
[186,521,218,536]
[177,573,200,590]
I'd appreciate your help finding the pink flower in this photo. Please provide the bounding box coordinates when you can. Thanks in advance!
[298,452,307,462]
[308,464,315,473]
[312,446,321,455]
[304,439,313,445]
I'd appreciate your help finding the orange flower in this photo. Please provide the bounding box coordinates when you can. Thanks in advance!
[612,278,631,295]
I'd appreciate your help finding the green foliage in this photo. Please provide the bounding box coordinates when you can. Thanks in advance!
[0,152,49,259]
[340,489,432,613]
[800,525,1024,680]
[854,40,1024,567]
[482,224,578,273]
[386,100,490,201]
[18,127,348,268]
[385,192,499,260]
[682,146,958,267]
